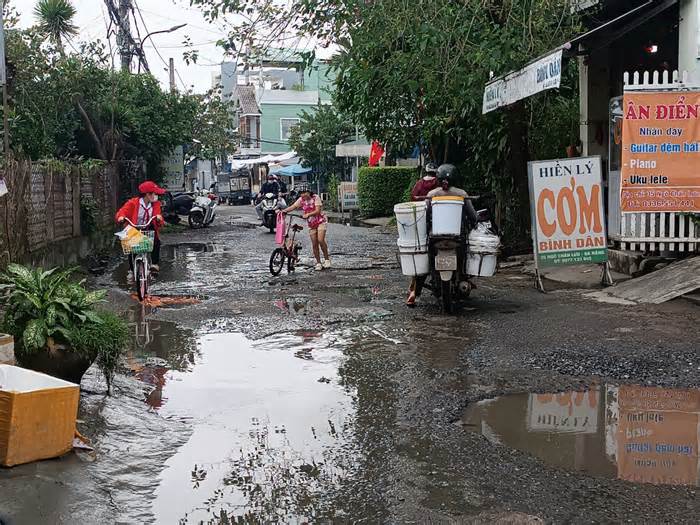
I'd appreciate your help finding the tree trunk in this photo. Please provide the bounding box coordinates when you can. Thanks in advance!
[75,99,108,160]
[506,101,531,247]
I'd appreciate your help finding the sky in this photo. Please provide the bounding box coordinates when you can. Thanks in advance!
[17,0,231,94]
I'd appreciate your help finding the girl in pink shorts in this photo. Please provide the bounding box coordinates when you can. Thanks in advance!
[281,185,331,271]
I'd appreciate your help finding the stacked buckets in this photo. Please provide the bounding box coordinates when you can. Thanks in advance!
[394,201,429,275]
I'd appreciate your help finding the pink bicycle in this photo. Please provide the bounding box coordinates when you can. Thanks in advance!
[269,214,303,276]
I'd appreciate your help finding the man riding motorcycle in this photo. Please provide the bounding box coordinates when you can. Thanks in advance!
[255,174,287,223]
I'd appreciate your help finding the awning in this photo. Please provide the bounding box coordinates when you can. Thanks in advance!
[482,0,678,114]
[228,151,297,169]
[270,163,312,177]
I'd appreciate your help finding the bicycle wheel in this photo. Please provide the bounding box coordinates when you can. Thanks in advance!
[269,248,286,276]
[135,259,148,301]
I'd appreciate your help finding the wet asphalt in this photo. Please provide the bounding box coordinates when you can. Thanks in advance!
[1,205,699,524]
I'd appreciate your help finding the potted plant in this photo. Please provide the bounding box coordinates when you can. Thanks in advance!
[0,264,128,391]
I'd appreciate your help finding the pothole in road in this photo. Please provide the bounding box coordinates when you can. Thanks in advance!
[461,385,700,487]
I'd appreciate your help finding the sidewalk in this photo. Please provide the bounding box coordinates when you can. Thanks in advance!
[517,258,630,289]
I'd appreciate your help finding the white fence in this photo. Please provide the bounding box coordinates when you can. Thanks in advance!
[607,70,700,253]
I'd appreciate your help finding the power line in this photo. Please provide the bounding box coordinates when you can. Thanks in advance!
[133,0,188,91]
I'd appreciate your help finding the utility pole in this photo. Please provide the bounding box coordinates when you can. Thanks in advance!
[0,9,8,157]
[118,0,133,72]
[169,58,176,93]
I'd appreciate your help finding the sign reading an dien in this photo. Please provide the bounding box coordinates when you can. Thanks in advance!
[528,156,607,267]
[621,91,700,212]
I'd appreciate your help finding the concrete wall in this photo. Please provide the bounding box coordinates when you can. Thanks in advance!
[259,102,317,154]
[579,50,611,161]
[679,0,700,75]
[303,62,335,101]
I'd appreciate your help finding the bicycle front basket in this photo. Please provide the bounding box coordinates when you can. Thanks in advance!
[121,230,155,255]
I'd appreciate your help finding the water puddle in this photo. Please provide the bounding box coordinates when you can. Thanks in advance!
[151,331,353,523]
[0,313,400,523]
[112,243,267,297]
[462,385,700,487]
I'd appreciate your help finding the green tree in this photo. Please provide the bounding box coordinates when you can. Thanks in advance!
[1,15,213,174]
[33,0,78,53]
[192,0,582,246]
[288,104,353,178]
[190,89,238,161]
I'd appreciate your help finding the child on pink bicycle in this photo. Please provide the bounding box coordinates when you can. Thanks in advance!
[280,184,331,271]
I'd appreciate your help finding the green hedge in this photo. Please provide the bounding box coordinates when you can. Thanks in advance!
[358,166,418,217]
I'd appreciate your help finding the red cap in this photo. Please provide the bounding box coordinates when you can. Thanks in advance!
[138,181,165,195]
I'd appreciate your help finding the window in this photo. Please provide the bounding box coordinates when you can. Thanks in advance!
[280,118,300,141]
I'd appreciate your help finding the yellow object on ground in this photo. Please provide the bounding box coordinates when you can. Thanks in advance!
[0,365,79,467]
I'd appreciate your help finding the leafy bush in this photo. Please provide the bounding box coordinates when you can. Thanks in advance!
[0,264,128,390]
[70,311,129,392]
[358,166,418,217]
[80,194,98,235]
[326,174,340,212]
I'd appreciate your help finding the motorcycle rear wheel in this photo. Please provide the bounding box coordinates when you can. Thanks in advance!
[270,248,286,276]
[189,211,205,228]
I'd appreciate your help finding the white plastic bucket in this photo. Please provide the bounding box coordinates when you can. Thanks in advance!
[397,239,429,276]
[431,197,464,236]
[394,201,428,247]
[467,253,497,277]
[467,230,500,277]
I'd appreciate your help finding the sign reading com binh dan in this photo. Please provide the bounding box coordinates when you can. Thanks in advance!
[528,156,607,267]
[621,91,700,213]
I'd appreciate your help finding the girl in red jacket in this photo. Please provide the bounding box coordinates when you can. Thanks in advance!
[116,181,165,272]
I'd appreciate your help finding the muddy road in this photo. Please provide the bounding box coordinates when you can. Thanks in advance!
[1,205,699,524]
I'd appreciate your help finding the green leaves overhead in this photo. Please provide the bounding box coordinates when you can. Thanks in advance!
[288,105,354,178]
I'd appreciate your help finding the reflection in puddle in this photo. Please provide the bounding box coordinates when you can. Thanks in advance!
[149,330,354,523]
[462,385,700,487]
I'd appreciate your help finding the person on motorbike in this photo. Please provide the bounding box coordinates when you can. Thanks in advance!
[410,162,439,201]
[427,164,478,224]
[255,174,287,223]
[406,162,439,307]
[116,180,166,272]
[280,184,331,271]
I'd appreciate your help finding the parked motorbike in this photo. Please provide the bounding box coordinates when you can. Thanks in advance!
[260,192,279,233]
[189,191,218,228]
[426,197,500,313]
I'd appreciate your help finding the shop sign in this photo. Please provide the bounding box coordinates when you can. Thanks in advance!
[527,390,599,433]
[615,386,700,486]
[339,182,359,211]
[160,145,184,190]
[482,49,562,114]
[528,156,607,267]
[621,91,700,212]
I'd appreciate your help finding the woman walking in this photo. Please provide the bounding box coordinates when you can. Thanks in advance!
[281,184,331,271]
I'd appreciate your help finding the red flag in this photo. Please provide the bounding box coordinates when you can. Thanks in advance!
[369,141,384,166]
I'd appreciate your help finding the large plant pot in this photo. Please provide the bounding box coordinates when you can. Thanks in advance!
[15,343,94,385]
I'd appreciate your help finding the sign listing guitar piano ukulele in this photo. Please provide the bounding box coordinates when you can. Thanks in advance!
[621,91,700,213]
[528,156,607,267]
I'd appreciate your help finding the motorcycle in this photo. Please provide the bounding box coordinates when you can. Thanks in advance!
[426,197,500,313]
[189,190,218,228]
[260,192,280,233]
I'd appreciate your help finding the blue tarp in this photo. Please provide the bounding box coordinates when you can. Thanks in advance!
[271,163,313,177]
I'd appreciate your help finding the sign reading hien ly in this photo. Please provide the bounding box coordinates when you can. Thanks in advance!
[528,156,607,267]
